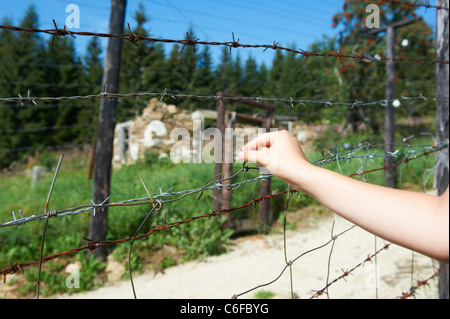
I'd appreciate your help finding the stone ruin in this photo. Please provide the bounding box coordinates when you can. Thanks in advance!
[113,98,319,168]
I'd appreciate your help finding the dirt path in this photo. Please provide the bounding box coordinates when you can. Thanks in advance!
[58,215,439,299]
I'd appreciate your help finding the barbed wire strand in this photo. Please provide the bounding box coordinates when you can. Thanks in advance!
[283,184,294,299]
[129,200,160,299]
[310,243,392,299]
[0,89,447,109]
[374,0,449,11]
[0,22,447,64]
[36,154,63,300]
[398,266,445,299]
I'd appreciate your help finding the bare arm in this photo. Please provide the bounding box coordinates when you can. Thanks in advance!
[239,131,449,263]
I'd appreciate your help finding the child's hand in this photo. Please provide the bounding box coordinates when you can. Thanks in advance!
[238,130,310,182]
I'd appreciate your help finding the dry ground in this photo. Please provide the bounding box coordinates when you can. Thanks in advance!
[53,210,440,300]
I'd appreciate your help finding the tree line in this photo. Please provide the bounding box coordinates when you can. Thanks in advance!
[0,2,437,169]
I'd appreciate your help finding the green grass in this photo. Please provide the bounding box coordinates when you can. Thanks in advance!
[254,290,276,299]
[0,133,437,297]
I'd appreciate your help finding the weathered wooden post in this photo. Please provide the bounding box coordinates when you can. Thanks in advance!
[370,18,420,188]
[213,93,226,211]
[436,0,449,300]
[88,0,126,262]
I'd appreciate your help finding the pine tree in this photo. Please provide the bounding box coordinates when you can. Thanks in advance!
[242,55,260,97]
[78,37,103,143]
[0,17,18,167]
[191,45,215,110]
[301,36,345,124]
[161,44,182,94]
[214,47,242,95]
[0,4,46,166]
[176,28,201,110]
[38,35,83,146]
[83,37,103,92]
[119,3,154,121]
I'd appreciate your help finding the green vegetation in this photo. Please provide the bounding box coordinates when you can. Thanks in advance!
[254,290,276,299]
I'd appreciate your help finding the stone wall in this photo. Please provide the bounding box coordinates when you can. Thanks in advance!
[113,98,319,168]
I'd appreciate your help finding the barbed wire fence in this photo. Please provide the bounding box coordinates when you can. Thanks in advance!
[0,139,447,298]
[0,0,448,300]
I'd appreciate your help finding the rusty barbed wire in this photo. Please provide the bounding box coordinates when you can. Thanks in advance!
[0,22,448,64]
[370,0,449,11]
[397,266,445,299]
[309,243,392,299]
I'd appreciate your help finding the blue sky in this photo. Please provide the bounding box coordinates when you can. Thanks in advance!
[0,0,438,67]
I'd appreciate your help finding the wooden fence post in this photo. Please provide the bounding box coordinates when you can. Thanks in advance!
[258,110,273,234]
[88,0,126,262]
[222,116,234,210]
[436,0,449,300]
[213,93,226,211]
[370,18,420,188]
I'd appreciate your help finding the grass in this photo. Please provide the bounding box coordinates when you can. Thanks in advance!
[0,132,437,297]
[254,290,276,299]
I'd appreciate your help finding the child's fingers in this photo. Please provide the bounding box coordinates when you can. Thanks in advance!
[241,132,275,152]
[238,149,268,165]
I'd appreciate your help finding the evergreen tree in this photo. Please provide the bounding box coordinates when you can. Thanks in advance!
[0,4,46,166]
[38,35,83,146]
[214,47,242,95]
[0,17,18,167]
[332,0,436,132]
[191,45,215,110]
[177,28,201,109]
[162,44,182,92]
[301,36,345,124]
[119,3,155,121]
[242,55,260,97]
[78,37,103,143]
[268,52,285,97]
